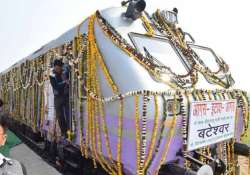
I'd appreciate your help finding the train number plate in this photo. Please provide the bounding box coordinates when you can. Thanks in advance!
[187,100,237,151]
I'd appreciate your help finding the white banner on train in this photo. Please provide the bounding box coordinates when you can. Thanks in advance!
[187,100,237,151]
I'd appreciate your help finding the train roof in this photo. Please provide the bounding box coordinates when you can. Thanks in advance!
[1,6,137,75]
[0,11,90,74]
[1,6,142,74]
[0,6,234,90]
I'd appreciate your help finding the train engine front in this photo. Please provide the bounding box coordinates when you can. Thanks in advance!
[0,1,249,175]
[77,1,249,174]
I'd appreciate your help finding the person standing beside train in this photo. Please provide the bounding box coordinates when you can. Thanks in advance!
[49,59,70,138]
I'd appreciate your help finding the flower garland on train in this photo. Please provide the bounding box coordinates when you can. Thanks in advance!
[83,12,250,175]
[95,11,197,89]
[85,11,249,175]
[0,56,48,132]
[148,9,234,89]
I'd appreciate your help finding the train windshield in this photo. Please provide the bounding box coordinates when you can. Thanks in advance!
[189,44,222,72]
[129,33,189,75]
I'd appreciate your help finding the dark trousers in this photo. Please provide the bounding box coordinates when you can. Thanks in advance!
[54,95,69,136]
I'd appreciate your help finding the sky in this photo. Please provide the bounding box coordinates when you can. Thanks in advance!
[0,0,250,90]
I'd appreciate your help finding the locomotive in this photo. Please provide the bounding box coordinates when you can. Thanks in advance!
[0,1,249,175]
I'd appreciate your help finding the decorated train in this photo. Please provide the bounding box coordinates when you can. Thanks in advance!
[0,1,249,175]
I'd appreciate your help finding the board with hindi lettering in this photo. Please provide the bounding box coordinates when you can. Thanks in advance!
[187,100,237,151]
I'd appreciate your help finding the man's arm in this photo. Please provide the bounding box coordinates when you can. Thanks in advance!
[49,75,66,90]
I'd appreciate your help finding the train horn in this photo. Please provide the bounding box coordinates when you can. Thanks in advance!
[124,0,146,20]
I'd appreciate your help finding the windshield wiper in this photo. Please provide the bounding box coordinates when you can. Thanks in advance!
[143,47,164,67]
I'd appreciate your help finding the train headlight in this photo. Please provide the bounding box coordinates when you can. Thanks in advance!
[197,165,213,175]
[166,99,181,116]
[161,8,178,26]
